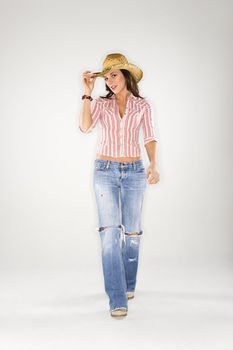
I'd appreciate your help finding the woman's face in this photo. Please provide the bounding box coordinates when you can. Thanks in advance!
[103,69,127,94]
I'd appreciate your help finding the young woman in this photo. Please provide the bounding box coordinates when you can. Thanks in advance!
[79,53,160,318]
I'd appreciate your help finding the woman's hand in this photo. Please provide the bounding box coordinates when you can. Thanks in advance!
[82,70,97,94]
[146,163,160,185]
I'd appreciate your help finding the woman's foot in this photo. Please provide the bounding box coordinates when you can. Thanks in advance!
[126,291,134,300]
[110,307,128,317]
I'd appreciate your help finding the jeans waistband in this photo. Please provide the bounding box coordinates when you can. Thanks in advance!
[94,159,144,170]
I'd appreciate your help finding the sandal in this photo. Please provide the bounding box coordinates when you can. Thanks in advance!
[110,307,128,317]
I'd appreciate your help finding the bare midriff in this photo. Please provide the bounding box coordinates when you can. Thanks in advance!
[96,153,141,163]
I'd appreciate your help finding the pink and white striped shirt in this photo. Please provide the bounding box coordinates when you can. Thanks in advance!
[79,92,158,157]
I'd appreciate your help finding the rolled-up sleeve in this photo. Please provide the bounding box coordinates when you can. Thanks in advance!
[79,97,102,133]
[141,102,158,145]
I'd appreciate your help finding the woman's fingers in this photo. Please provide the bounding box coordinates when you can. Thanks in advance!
[83,71,95,80]
[147,172,160,185]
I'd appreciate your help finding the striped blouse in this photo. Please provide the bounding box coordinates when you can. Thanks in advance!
[79,92,158,157]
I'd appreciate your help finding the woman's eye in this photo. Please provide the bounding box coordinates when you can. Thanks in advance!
[105,74,116,80]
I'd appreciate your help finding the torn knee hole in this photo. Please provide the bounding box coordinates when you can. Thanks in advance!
[125,230,143,237]
[97,225,122,232]
[96,226,143,236]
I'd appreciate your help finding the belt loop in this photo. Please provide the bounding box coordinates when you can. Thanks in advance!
[106,160,110,169]
[133,162,136,171]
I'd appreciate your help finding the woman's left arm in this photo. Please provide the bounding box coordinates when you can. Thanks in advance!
[145,140,160,185]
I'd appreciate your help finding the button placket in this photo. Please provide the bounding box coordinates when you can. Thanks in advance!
[116,95,130,157]
[119,121,124,156]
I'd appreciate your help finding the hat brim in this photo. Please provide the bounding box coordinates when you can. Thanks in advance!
[92,63,143,83]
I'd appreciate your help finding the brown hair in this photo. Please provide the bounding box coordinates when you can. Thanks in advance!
[99,69,145,99]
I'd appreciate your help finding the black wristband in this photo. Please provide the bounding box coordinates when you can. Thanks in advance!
[82,94,93,101]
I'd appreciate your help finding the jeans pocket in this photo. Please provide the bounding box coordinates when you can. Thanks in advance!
[94,161,108,171]
[135,165,146,173]
[95,165,105,171]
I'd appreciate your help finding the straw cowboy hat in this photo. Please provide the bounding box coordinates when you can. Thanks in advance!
[92,53,143,83]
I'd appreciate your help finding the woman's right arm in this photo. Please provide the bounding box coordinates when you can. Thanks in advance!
[79,92,93,132]
[79,71,97,133]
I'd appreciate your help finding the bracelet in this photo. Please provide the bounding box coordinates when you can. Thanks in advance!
[82,94,93,101]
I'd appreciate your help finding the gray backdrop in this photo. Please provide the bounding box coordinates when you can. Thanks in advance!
[0,0,232,269]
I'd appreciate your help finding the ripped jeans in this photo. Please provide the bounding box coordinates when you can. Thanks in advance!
[93,159,147,311]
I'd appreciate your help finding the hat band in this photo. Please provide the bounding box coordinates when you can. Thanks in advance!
[102,63,131,73]
[102,67,112,73]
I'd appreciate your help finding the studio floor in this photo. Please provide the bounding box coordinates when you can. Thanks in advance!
[1,259,233,350]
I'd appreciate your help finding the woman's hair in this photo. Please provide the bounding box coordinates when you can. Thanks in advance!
[99,69,145,99]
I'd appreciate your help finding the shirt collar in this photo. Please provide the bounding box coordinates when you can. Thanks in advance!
[111,92,134,100]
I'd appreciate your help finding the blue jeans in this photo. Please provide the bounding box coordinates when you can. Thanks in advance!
[93,159,147,311]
